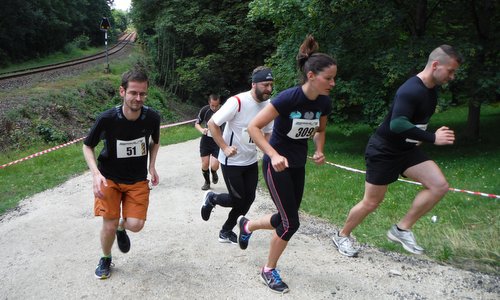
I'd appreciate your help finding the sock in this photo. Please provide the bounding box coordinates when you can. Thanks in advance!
[244,222,251,234]
[396,225,407,232]
[117,219,125,231]
[263,266,274,272]
[211,170,217,176]
[102,254,111,258]
[202,169,210,183]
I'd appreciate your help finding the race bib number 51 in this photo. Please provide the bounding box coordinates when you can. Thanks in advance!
[116,137,147,158]
[287,119,319,139]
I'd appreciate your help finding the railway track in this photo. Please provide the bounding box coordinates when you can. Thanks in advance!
[0,32,136,81]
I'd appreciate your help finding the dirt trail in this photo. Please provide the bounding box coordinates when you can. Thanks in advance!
[0,138,498,299]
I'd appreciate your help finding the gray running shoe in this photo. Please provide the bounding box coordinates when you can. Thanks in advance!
[201,191,215,221]
[387,224,424,254]
[218,229,237,244]
[331,230,359,257]
[260,268,289,294]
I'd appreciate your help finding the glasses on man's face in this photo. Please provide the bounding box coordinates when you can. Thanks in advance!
[127,91,148,98]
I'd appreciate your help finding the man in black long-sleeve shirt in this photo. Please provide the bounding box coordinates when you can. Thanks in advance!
[332,45,462,257]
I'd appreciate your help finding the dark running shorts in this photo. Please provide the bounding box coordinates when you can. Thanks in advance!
[365,134,430,185]
[200,135,219,157]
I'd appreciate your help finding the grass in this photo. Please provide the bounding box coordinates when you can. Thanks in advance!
[0,43,198,214]
[1,43,498,273]
[1,102,498,274]
[0,125,199,215]
[301,103,500,274]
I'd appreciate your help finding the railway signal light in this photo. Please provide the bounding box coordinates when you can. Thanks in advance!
[100,17,111,73]
[100,17,111,31]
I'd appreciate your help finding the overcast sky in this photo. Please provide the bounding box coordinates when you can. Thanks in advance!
[112,0,131,11]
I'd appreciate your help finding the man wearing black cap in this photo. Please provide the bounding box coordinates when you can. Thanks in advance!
[199,66,274,244]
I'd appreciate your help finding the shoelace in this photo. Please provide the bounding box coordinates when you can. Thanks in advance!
[271,269,283,284]
[241,232,252,241]
[339,235,352,246]
[99,258,114,269]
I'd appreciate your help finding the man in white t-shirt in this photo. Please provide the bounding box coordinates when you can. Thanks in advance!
[200,66,274,243]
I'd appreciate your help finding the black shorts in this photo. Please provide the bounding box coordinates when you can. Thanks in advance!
[365,134,430,185]
[200,136,219,157]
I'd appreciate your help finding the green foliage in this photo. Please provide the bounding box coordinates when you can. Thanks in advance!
[131,0,276,104]
[36,121,69,143]
[72,35,91,50]
[248,0,499,137]
[111,9,129,32]
[0,0,112,65]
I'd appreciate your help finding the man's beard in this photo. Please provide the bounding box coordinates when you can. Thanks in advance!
[255,88,270,102]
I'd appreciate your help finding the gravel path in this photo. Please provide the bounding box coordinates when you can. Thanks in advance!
[0,139,498,299]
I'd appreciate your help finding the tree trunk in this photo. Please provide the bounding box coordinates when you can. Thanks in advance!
[415,0,427,37]
[464,99,481,140]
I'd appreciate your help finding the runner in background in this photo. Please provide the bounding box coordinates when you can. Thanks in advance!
[195,94,222,190]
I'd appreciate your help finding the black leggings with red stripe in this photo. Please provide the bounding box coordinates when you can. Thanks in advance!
[262,155,305,241]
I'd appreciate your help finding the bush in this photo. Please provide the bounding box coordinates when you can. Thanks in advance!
[72,34,91,50]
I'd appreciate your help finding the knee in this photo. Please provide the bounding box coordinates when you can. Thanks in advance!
[125,219,145,232]
[280,220,300,241]
[430,179,449,197]
[359,198,381,212]
[102,220,119,235]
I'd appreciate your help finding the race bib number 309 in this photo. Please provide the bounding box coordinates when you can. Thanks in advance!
[116,137,147,158]
[287,119,319,139]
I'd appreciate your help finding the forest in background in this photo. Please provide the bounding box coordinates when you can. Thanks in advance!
[0,0,127,66]
[0,1,497,140]
[131,0,498,140]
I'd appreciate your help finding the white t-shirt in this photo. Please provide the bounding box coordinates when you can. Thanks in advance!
[211,91,273,166]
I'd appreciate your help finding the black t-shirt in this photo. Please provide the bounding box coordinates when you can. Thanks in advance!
[196,104,223,141]
[196,105,215,127]
[268,86,332,167]
[84,105,161,184]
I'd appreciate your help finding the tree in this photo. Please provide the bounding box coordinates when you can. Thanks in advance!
[131,0,276,104]
[0,0,112,65]
[112,9,129,33]
[248,0,499,138]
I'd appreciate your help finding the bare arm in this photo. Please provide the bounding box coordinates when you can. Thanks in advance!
[208,119,237,157]
[195,122,208,135]
[311,115,328,165]
[82,144,107,198]
[248,104,288,171]
[148,141,160,186]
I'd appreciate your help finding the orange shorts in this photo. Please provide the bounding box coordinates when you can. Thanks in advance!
[94,179,150,220]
